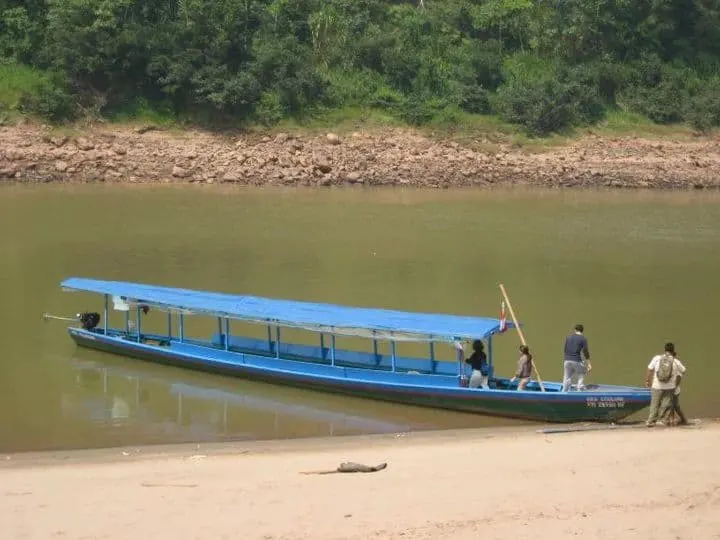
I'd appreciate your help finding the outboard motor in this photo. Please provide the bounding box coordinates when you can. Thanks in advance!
[77,312,100,330]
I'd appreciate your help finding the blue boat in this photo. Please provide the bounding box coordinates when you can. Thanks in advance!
[58,278,651,423]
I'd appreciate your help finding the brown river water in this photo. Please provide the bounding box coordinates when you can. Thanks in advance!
[1,185,719,452]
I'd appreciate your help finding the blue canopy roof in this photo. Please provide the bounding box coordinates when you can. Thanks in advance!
[61,277,515,343]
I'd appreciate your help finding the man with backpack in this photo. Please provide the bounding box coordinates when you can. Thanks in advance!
[645,342,686,427]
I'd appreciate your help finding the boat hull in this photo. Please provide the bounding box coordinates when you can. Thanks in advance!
[69,329,651,423]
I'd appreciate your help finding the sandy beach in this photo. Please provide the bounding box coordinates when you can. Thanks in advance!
[2,423,719,540]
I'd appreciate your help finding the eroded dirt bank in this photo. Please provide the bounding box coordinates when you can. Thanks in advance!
[1,123,719,189]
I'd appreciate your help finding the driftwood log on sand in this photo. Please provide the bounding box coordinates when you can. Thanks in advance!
[300,462,388,475]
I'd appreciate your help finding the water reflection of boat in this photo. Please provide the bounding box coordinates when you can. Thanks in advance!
[63,356,415,444]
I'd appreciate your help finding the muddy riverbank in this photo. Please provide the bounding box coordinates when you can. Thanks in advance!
[1,123,719,189]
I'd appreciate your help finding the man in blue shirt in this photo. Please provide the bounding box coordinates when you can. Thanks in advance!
[562,324,591,392]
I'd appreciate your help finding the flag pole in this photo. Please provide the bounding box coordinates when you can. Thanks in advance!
[499,283,545,392]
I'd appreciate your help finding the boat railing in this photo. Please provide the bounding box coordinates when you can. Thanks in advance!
[85,325,501,381]
[209,333,469,376]
[79,327,569,394]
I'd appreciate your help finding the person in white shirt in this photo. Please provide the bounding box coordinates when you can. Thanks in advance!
[668,349,689,426]
[645,342,686,427]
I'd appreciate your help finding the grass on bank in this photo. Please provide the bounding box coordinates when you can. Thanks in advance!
[0,63,46,107]
[1,63,713,148]
[0,63,48,124]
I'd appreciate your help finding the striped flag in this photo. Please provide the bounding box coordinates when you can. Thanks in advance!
[499,301,507,333]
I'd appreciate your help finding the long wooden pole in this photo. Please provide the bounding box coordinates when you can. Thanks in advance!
[499,283,545,392]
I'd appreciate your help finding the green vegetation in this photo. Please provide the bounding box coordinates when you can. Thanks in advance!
[1,0,719,135]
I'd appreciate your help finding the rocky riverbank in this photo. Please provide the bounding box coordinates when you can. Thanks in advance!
[1,123,719,189]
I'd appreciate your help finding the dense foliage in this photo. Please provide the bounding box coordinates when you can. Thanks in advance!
[1,0,719,133]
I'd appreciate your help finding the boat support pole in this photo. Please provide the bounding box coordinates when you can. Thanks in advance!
[373,338,379,366]
[488,335,493,373]
[275,326,281,359]
[429,342,436,373]
[391,341,397,372]
[179,313,184,342]
[267,325,272,354]
[331,335,336,366]
[103,294,108,335]
[499,283,545,392]
[224,318,230,351]
[320,334,325,360]
[456,341,464,381]
[217,317,222,347]
[136,304,141,343]
[125,311,130,335]
[167,311,172,339]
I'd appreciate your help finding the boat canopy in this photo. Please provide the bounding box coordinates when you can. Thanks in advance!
[61,277,515,343]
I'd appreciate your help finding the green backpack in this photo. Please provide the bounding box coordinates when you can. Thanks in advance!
[656,353,675,383]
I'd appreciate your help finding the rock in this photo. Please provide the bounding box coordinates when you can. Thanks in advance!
[275,133,291,143]
[234,154,248,166]
[171,165,189,178]
[135,125,156,134]
[313,153,332,174]
[54,160,68,172]
[222,170,242,183]
[75,137,95,151]
[112,146,127,155]
[0,166,17,178]
[316,162,332,174]
[326,133,341,145]
[50,135,69,148]
[261,136,271,143]
[346,171,362,184]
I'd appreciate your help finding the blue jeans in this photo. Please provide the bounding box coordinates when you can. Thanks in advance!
[562,360,587,392]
